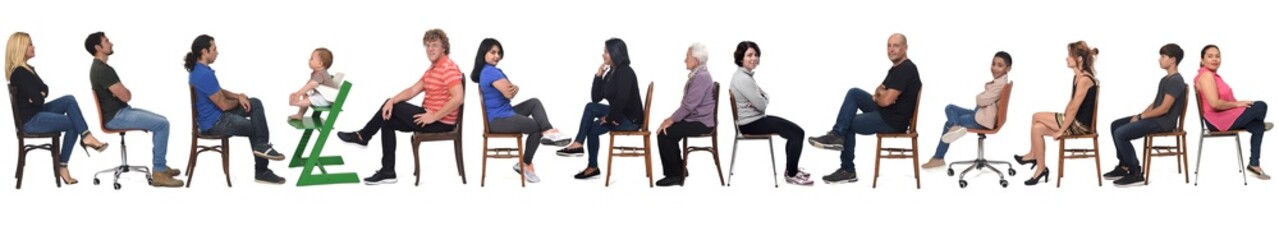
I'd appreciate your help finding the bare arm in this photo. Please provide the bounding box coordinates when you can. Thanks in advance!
[1196,73,1244,110]
[293,80,321,96]
[207,89,243,111]
[426,84,465,121]
[107,82,132,103]
[1058,76,1095,128]
[389,81,426,104]
[1139,95,1176,119]
[876,86,902,107]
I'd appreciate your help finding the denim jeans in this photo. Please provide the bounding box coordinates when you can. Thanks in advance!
[105,107,171,172]
[204,98,272,172]
[1209,101,1268,166]
[23,95,90,165]
[831,88,899,171]
[573,102,638,168]
[1110,117,1169,171]
[932,104,987,159]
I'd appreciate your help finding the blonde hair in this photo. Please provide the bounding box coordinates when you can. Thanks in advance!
[6,32,33,81]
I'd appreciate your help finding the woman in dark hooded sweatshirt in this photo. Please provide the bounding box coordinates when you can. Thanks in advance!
[555,38,644,180]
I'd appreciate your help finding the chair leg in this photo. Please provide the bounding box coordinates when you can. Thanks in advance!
[1143,137,1152,185]
[681,138,690,178]
[768,138,778,188]
[1194,135,1205,186]
[872,137,882,189]
[1093,137,1102,187]
[1235,135,1247,186]
[1056,139,1065,188]
[15,148,26,189]
[605,135,614,187]
[517,136,526,188]
[1181,135,1190,184]
[221,139,231,187]
[912,136,921,189]
[411,140,421,186]
[185,138,197,188]
[645,135,654,188]
[727,138,739,187]
[481,138,489,187]
[454,139,466,184]
[52,139,61,188]
[712,135,725,186]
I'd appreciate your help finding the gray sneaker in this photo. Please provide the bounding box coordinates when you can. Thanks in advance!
[1265,122,1273,132]
[513,163,541,183]
[808,131,844,150]
[821,168,858,184]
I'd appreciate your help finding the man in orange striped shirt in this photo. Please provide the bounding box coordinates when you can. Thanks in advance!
[337,29,464,185]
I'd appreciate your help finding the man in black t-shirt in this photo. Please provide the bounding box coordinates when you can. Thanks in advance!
[86,32,183,187]
[1105,43,1188,186]
[809,33,923,184]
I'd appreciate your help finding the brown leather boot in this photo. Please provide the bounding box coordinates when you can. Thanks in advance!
[152,171,185,187]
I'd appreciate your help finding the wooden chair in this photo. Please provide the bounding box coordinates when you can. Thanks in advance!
[1192,88,1250,186]
[90,91,152,190]
[411,76,466,186]
[680,82,725,186]
[873,88,923,189]
[184,86,232,188]
[605,82,655,187]
[726,89,780,187]
[1141,86,1190,185]
[7,84,63,189]
[478,87,526,187]
[1055,86,1103,188]
[947,82,1015,188]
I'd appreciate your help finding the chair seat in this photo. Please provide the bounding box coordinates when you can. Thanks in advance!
[967,128,1000,135]
[612,130,650,136]
[687,132,715,138]
[739,133,774,139]
[1146,131,1185,137]
[1205,129,1247,136]
[413,131,459,141]
[877,132,917,138]
[20,132,61,138]
[195,132,230,139]
[1061,133,1098,139]
[483,133,523,138]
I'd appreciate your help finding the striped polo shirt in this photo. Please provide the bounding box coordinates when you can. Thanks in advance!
[421,56,463,125]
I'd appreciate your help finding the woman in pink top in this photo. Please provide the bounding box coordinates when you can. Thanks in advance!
[1195,45,1272,180]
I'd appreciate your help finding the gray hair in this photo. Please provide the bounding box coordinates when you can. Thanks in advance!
[689,42,709,66]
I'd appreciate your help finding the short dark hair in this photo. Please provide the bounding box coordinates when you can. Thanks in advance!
[1160,43,1184,66]
[994,51,1012,66]
[84,32,106,56]
[733,41,760,67]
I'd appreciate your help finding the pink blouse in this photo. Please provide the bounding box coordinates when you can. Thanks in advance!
[1195,67,1246,131]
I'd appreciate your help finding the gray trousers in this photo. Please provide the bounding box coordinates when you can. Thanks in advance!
[490,98,554,164]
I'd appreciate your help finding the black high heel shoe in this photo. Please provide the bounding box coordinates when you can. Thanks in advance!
[1023,168,1050,186]
[1014,155,1038,169]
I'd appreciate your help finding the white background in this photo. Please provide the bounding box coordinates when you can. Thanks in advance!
[2,0,1275,238]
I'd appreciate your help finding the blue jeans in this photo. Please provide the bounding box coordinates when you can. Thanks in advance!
[23,95,90,165]
[106,107,171,172]
[573,102,638,168]
[1209,101,1268,166]
[831,88,899,171]
[204,98,272,172]
[1110,117,1169,171]
[932,104,987,159]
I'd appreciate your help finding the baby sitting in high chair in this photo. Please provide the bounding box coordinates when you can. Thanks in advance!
[289,47,343,120]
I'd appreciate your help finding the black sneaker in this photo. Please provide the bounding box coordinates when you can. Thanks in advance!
[574,167,600,179]
[1103,165,1129,180]
[254,145,286,161]
[363,171,397,185]
[1113,172,1145,187]
[337,131,369,146]
[557,147,584,157]
[655,177,684,187]
[808,131,844,150]
[821,168,858,183]
[255,170,286,184]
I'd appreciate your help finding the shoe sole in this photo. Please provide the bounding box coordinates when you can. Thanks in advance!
[255,179,286,184]
[807,139,843,150]
[254,152,286,161]
[1103,175,1124,180]
[541,138,572,147]
[941,129,966,143]
[557,152,584,157]
[823,178,859,184]
[364,179,398,185]
[1114,181,1145,187]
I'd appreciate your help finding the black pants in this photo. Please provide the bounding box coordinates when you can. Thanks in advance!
[1209,101,1268,166]
[657,121,713,178]
[356,101,455,174]
[739,116,806,177]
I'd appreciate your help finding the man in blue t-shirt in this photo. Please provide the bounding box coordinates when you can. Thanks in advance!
[184,35,287,184]
[808,33,923,184]
[1105,43,1188,186]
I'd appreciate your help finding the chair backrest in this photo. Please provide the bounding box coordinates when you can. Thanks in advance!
[451,74,465,135]
[1089,86,1100,132]
[477,86,492,134]
[7,84,28,135]
[710,82,719,134]
[728,89,744,136]
[90,91,112,132]
[639,82,655,132]
[905,87,923,134]
[319,81,354,129]
[188,86,201,135]
[988,82,1015,132]
[1174,85,1189,132]
[1192,85,1211,132]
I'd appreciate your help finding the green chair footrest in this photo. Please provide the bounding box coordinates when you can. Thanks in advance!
[289,155,345,168]
[287,118,328,130]
[296,172,361,186]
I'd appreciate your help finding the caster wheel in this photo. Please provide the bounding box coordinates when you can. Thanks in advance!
[959,180,968,188]
[93,178,101,185]
[1008,169,1017,176]
[1000,180,1009,188]
[113,183,121,190]
[977,164,985,170]
[947,168,955,176]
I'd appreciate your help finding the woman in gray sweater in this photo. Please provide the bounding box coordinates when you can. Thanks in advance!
[729,41,811,186]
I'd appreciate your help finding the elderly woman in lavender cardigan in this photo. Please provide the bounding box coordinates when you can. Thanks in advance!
[655,43,717,187]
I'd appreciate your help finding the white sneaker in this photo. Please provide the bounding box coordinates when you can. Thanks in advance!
[786,170,814,186]
[1265,122,1273,132]
[941,126,967,144]
[513,163,540,183]
[540,132,572,147]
